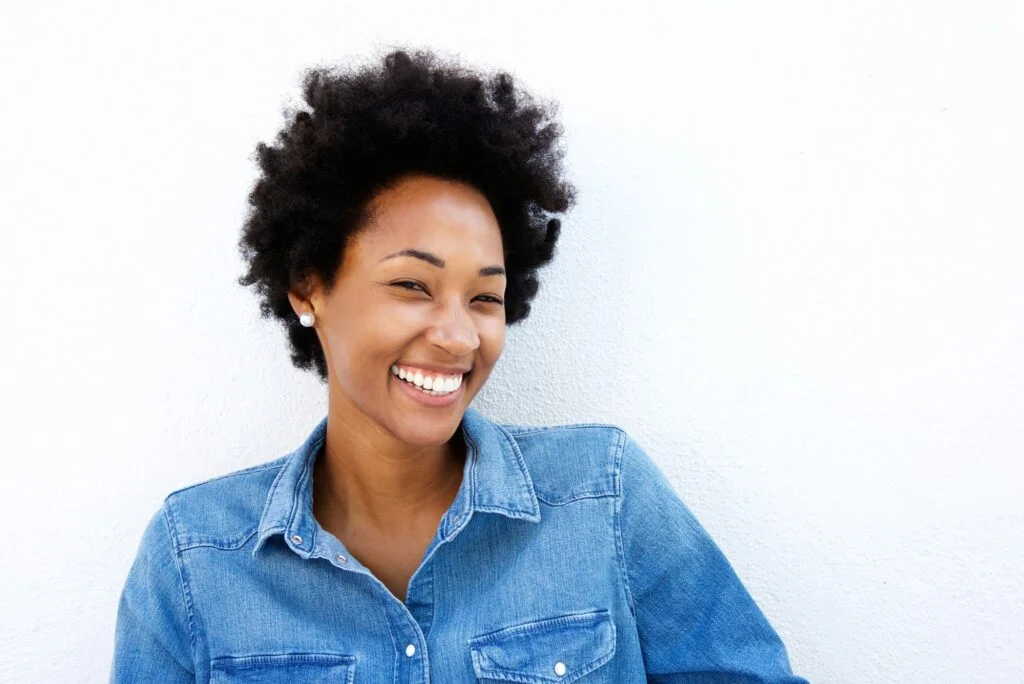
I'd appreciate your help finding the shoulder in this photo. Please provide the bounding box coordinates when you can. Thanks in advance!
[158,456,289,551]
[497,419,631,505]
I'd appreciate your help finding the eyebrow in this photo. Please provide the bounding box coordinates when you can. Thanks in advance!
[380,248,506,277]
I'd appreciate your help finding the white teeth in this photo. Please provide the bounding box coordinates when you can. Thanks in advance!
[390,365,465,396]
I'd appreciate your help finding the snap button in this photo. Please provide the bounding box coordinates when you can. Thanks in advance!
[554,661,567,676]
[335,554,347,563]
[290,534,303,545]
[405,643,416,657]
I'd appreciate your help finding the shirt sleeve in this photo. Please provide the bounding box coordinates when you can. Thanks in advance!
[110,502,196,683]
[616,432,808,683]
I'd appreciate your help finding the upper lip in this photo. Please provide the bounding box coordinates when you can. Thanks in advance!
[394,362,472,375]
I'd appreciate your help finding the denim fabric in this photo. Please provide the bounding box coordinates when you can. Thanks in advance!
[111,408,807,683]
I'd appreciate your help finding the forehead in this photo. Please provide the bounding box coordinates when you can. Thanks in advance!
[355,174,504,262]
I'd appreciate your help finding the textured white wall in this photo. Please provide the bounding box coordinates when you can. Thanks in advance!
[2,2,1022,682]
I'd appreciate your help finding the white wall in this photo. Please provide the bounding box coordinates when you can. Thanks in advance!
[2,2,1021,682]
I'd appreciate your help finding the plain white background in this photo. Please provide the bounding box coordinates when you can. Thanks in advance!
[2,1,1022,682]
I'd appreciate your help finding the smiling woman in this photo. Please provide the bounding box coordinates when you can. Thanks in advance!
[294,175,509,446]
[109,48,807,683]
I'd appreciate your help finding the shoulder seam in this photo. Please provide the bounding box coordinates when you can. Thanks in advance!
[160,502,199,674]
[165,458,288,500]
[611,428,637,620]
[501,422,623,437]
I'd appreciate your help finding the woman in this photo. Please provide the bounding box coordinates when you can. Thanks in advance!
[111,49,806,683]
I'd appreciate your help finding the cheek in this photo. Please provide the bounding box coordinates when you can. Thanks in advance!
[478,317,506,362]
[322,309,400,383]
[341,297,418,350]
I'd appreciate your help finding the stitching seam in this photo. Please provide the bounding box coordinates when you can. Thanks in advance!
[162,502,199,674]
[535,491,615,506]
[178,527,259,552]
[501,422,621,437]
[168,458,287,497]
[611,428,636,620]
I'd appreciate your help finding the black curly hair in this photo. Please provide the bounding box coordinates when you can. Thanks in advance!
[237,48,576,382]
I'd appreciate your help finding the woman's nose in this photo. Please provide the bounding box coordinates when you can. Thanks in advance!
[426,304,479,357]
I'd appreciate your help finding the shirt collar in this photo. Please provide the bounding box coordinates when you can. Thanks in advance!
[252,406,540,558]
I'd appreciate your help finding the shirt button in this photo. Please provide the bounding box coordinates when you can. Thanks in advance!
[554,661,567,676]
[290,534,303,545]
[335,554,347,563]
[405,644,416,657]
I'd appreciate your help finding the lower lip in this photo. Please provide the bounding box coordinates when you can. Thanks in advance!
[391,372,466,407]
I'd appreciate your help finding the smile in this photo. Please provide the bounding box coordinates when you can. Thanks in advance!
[390,364,465,397]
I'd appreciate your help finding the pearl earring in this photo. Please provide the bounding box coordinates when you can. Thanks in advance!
[299,312,315,327]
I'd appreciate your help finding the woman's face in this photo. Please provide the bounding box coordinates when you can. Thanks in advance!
[291,174,507,446]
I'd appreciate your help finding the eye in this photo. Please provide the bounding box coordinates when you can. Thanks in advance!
[389,280,503,305]
[391,280,427,293]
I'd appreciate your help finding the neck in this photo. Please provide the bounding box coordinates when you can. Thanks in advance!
[313,399,466,534]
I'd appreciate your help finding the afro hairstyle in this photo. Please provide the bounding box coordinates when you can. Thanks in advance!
[237,48,576,382]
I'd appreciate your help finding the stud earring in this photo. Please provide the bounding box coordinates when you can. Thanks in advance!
[299,312,315,327]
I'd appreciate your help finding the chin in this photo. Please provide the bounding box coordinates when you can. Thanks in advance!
[391,418,463,447]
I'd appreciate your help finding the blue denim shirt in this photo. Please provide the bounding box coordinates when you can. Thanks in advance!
[111,408,806,683]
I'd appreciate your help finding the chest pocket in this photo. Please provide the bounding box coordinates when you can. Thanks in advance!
[468,609,616,683]
[210,652,355,683]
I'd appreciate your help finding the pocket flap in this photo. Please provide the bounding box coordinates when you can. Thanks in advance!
[469,609,616,683]
[210,652,355,683]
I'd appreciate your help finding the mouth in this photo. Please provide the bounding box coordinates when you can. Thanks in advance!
[390,364,469,407]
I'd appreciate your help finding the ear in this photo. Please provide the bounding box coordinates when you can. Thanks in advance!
[287,273,323,317]
[287,290,306,318]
